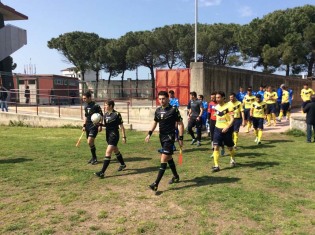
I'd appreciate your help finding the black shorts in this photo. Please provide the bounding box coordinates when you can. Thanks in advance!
[86,123,98,139]
[213,127,234,147]
[252,117,264,129]
[159,133,175,155]
[266,103,276,114]
[302,101,310,109]
[280,103,290,112]
[106,130,119,146]
[233,118,242,132]
[244,109,251,121]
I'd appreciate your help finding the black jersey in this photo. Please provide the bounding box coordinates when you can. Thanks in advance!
[103,110,123,131]
[187,99,202,117]
[84,101,103,125]
[154,104,182,135]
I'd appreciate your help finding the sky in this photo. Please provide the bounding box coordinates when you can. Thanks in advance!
[4,0,315,80]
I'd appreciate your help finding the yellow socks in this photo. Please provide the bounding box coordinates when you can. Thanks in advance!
[233,132,238,146]
[258,130,263,142]
[213,150,220,167]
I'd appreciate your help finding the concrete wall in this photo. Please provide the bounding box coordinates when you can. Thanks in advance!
[290,116,307,132]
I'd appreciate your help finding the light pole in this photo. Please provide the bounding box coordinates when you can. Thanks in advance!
[194,0,198,62]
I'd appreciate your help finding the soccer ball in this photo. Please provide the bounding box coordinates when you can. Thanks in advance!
[91,113,102,124]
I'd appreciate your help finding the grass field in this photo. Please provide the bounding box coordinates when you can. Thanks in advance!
[0,126,314,235]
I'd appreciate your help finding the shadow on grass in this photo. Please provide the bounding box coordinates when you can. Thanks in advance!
[0,157,33,164]
[169,175,240,191]
[182,147,210,153]
[104,166,158,179]
[236,152,267,158]
[263,139,294,144]
[236,161,280,170]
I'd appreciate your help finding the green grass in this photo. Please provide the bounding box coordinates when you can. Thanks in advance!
[0,126,315,234]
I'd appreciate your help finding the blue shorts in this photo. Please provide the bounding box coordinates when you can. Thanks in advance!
[252,117,264,130]
[233,118,242,132]
[213,127,234,147]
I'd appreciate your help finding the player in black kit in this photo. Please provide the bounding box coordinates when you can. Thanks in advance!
[94,100,127,178]
[82,91,103,165]
[145,91,184,192]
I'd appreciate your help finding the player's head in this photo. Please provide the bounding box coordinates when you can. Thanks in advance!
[190,91,197,100]
[256,94,262,102]
[82,91,92,103]
[267,86,272,92]
[247,87,252,94]
[104,99,115,111]
[198,94,204,101]
[210,91,217,102]
[259,85,264,91]
[158,91,169,107]
[216,91,225,104]
[168,90,175,98]
[303,84,308,89]
[229,92,236,102]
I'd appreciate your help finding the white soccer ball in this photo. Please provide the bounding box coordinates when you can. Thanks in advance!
[91,113,102,124]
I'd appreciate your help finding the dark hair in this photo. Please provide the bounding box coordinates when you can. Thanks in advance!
[211,91,217,96]
[256,94,262,99]
[230,92,236,97]
[247,87,252,91]
[198,94,204,99]
[158,90,169,98]
[216,91,225,98]
[168,90,174,95]
[105,99,115,108]
[83,91,92,98]
[190,91,197,97]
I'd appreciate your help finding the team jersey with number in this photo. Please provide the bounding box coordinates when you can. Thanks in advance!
[264,91,278,104]
[251,101,267,118]
[228,100,244,119]
[281,90,289,103]
[300,88,315,102]
[243,95,256,109]
[214,103,234,129]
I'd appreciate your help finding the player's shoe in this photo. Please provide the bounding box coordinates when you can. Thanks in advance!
[117,164,126,171]
[91,159,98,165]
[230,159,236,167]
[233,145,238,150]
[191,139,197,145]
[212,166,220,172]
[168,176,180,184]
[196,141,201,147]
[94,171,104,178]
[148,183,158,191]
[88,158,93,164]
[257,141,261,145]
[254,137,258,143]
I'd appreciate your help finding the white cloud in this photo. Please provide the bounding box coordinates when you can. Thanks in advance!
[199,0,222,7]
[238,6,253,17]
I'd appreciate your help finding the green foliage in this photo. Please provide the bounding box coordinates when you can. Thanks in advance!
[9,120,29,127]
[285,128,306,137]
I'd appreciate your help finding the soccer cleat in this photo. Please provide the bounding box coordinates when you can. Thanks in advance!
[230,159,236,167]
[168,176,180,184]
[196,141,201,147]
[94,171,104,178]
[254,137,258,143]
[91,159,98,165]
[191,139,197,145]
[117,164,126,171]
[233,145,238,150]
[257,141,261,145]
[88,158,93,164]
[212,166,220,172]
[210,153,214,158]
[148,183,158,191]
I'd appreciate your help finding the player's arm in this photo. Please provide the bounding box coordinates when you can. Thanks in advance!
[119,123,126,144]
[145,121,158,142]
[177,120,184,147]
[82,117,87,131]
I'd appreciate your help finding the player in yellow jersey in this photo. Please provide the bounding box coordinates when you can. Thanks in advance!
[278,85,290,121]
[264,86,278,126]
[250,94,267,145]
[211,91,235,172]
[228,93,245,149]
[243,87,256,133]
[300,84,315,112]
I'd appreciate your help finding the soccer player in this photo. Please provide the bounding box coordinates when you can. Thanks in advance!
[207,92,217,143]
[243,87,256,133]
[145,91,184,192]
[94,100,127,178]
[278,85,290,122]
[228,92,245,148]
[187,91,203,147]
[257,85,265,100]
[300,84,315,112]
[169,90,180,148]
[250,94,267,145]
[82,91,103,165]
[287,87,294,120]
[264,86,278,126]
[211,91,235,172]
[236,86,246,102]
[198,94,208,128]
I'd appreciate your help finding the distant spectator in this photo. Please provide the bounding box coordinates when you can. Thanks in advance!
[168,90,179,108]
[236,87,246,102]
[257,85,265,100]
[25,85,30,104]
[303,95,315,143]
[0,84,8,112]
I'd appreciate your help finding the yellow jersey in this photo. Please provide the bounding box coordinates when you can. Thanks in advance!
[281,90,289,103]
[214,103,234,129]
[300,88,314,102]
[264,91,278,104]
[243,95,256,109]
[228,100,244,119]
[251,101,267,118]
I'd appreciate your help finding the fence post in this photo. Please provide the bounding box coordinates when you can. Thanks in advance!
[58,97,61,117]
[127,102,130,124]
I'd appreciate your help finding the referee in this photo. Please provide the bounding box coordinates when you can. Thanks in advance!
[145,91,184,192]
[82,91,103,165]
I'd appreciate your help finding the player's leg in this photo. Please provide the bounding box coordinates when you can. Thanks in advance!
[196,119,202,146]
[87,127,98,164]
[212,128,222,172]
[188,119,197,144]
